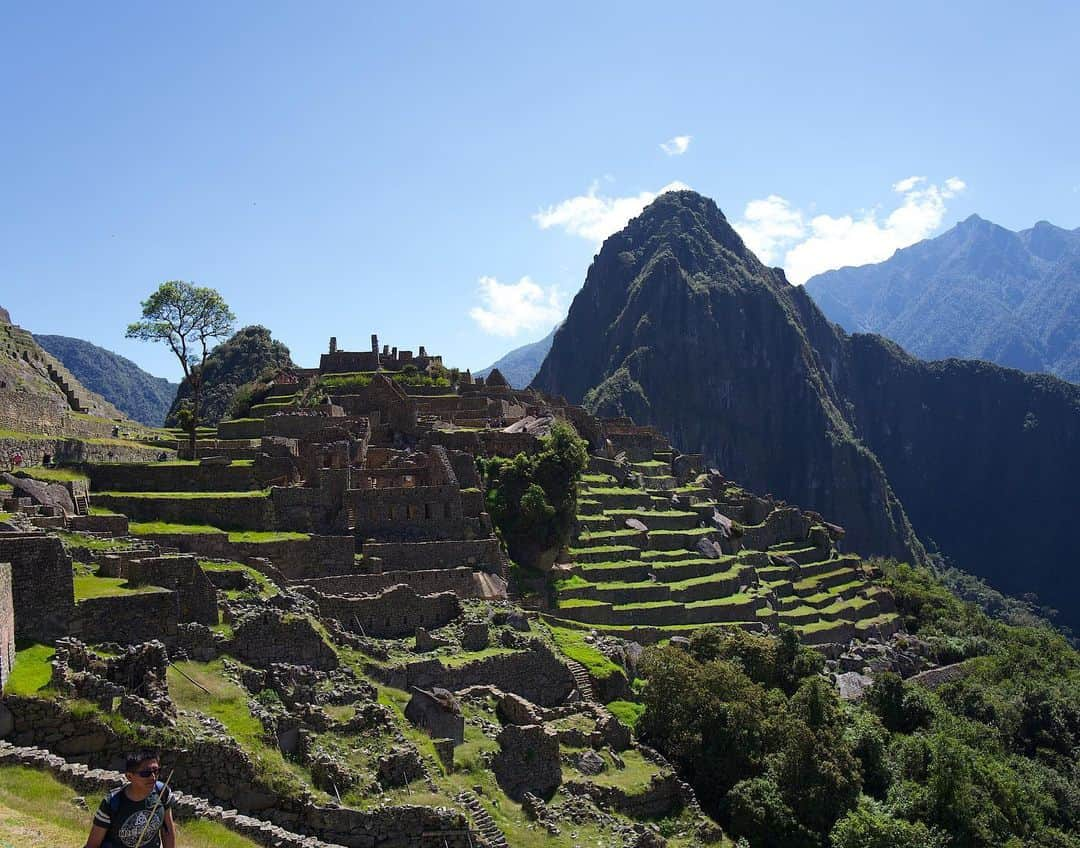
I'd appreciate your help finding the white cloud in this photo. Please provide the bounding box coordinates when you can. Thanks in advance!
[660,135,692,156]
[892,175,925,193]
[732,177,967,284]
[734,194,806,264]
[468,276,564,337]
[533,180,691,243]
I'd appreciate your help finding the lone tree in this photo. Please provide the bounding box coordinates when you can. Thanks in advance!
[127,281,235,457]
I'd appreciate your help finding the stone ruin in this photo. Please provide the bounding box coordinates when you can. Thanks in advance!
[0,326,927,848]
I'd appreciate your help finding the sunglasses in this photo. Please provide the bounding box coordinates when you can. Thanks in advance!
[133,766,161,778]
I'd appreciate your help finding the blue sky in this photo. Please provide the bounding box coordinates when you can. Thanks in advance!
[2,1,1077,379]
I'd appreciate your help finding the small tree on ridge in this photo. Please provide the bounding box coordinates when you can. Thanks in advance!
[127,280,235,457]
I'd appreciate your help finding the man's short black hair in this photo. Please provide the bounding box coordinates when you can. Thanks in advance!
[124,752,160,773]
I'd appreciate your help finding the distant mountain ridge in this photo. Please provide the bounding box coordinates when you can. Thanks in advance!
[533,190,1080,628]
[475,326,557,388]
[34,334,178,427]
[805,214,1080,382]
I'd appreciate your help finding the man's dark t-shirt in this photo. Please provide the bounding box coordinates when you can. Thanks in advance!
[93,782,175,847]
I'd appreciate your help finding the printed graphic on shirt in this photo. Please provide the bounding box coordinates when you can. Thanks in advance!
[116,803,166,846]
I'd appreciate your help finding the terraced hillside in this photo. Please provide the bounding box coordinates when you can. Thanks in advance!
[548,453,899,645]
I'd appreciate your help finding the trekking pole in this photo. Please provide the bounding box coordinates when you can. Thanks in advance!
[134,768,175,848]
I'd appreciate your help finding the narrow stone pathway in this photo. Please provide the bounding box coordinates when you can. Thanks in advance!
[0,740,347,848]
[455,790,507,848]
[565,658,613,719]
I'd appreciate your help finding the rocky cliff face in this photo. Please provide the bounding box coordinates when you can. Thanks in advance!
[534,191,922,564]
[534,191,1080,626]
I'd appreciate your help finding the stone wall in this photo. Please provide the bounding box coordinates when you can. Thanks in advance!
[271,486,347,535]
[0,563,13,689]
[305,584,461,639]
[126,556,218,625]
[563,773,685,818]
[86,462,259,493]
[228,608,338,670]
[0,532,74,642]
[380,643,575,707]
[361,538,502,574]
[92,492,275,531]
[0,435,169,465]
[67,514,129,535]
[134,532,355,581]
[0,390,65,434]
[68,590,179,645]
[741,507,811,550]
[299,567,477,599]
[349,485,464,542]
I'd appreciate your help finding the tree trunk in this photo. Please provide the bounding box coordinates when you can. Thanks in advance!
[190,370,201,460]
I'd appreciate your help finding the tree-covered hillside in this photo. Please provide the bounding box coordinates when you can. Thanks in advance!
[32,334,178,426]
[165,325,294,427]
[804,215,1080,383]
[638,562,1079,847]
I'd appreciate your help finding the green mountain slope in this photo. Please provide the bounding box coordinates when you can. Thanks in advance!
[804,215,1080,382]
[533,190,1080,627]
[165,325,294,427]
[34,334,178,427]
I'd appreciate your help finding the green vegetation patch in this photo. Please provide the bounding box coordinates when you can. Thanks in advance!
[548,625,624,683]
[3,644,55,695]
[97,489,270,499]
[227,530,309,543]
[129,521,225,535]
[73,571,163,601]
[14,466,89,484]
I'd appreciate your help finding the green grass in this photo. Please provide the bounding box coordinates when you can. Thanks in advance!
[0,765,263,847]
[167,659,309,795]
[98,489,270,499]
[87,505,120,516]
[607,700,646,730]
[3,644,55,695]
[227,530,309,543]
[199,561,278,598]
[13,466,89,483]
[548,625,624,682]
[55,531,135,551]
[129,521,225,535]
[73,572,162,601]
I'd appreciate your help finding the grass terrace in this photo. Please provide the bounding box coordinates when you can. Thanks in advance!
[97,489,270,499]
[2,644,55,696]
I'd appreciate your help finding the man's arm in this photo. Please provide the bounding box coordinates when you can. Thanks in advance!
[83,823,107,848]
[161,807,176,848]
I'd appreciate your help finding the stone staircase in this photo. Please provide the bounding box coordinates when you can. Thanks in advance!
[0,740,348,848]
[455,790,507,848]
[45,359,89,413]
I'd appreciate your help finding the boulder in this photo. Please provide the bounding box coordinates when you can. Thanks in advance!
[493,724,561,801]
[461,620,490,651]
[506,611,531,632]
[405,687,464,745]
[625,518,649,533]
[4,473,74,515]
[577,749,606,775]
[694,537,722,559]
[596,713,632,751]
[496,692,542,726]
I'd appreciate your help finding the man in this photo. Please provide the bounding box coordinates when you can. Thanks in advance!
[83,752,176,848]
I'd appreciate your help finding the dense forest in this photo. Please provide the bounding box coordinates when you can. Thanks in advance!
[635,562,1079,847]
